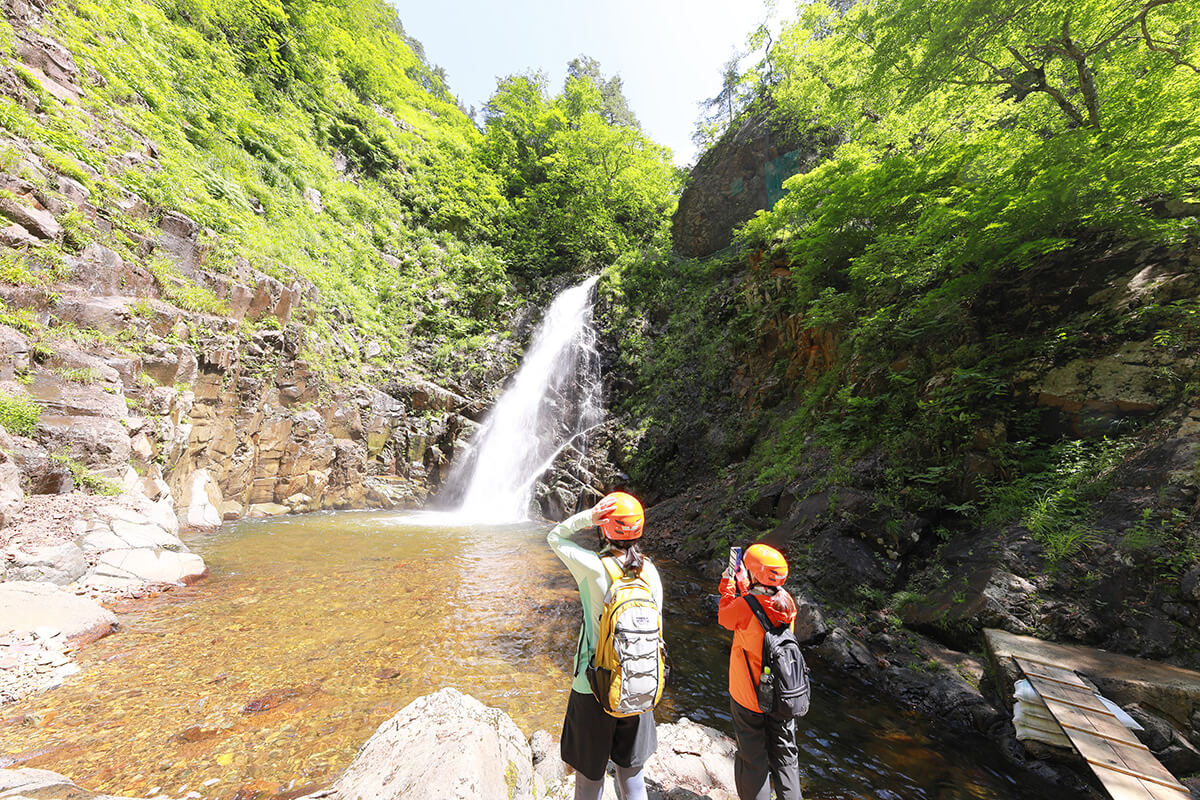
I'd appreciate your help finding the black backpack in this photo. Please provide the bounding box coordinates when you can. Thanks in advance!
[744,594,811,719]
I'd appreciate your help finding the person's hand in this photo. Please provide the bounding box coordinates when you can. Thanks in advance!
[590,496,617,526]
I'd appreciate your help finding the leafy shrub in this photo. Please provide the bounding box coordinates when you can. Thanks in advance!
[0,391,41,436]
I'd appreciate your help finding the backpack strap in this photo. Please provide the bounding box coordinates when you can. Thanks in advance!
[600,554,623,582]
[745,594,784,633]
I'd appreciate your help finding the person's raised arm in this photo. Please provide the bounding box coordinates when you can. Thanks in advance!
[717,566,752,631]
[546,497,616,583]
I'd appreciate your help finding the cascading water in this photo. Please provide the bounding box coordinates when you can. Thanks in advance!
[439,275,603,521]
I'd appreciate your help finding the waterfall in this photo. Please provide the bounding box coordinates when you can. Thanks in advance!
[440,276,603,522]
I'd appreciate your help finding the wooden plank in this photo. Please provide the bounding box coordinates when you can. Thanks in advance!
[1016,658,1097,692]
[1035,681,1115,716]
[1072,729,1188,793]
[1090,766,1168,800]
[1042,698,1144,746]
[1013,657,1191,800]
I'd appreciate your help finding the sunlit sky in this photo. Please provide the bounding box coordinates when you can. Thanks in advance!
[389,1,773,167]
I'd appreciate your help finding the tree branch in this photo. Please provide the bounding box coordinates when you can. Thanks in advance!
[1003,45,1087,127]
[1139,2,1200,73]
[1056,11,1102,128]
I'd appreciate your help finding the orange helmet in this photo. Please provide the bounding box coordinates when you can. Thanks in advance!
[598,491,644,541]
[744,543,788,586]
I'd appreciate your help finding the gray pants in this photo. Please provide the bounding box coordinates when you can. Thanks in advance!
[731,699,803,800]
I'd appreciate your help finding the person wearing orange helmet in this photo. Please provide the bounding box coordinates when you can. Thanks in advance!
[547,490,663,800]
[719,543,803,800]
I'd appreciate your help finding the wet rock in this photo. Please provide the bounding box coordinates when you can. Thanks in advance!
[242,682,320,714]
[330,687,534,800]
[0,581,117,644]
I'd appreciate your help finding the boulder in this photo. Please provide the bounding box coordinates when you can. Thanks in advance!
[0,324,31,379]
[51,295,133,334]
[0,452,23,526]
[0,767,146,799]
[1031,341,1192,435]
[181,468,223,529]
[644,718,738,799]
[4,435,73,494]
[72,242,155,295]
[0,222,39,248]
[247,502,289,518]
[331,687,534,800]
[4,541,86,584]
[13,28,81,88]
[37,414,131,472]
[0,581,116,644]
[84,547,206,589]
[0,197,61,240]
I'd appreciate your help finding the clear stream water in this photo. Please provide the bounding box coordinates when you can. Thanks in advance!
[0,512,1065,799]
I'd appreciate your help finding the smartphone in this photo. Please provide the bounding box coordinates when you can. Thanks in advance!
[728,546,743,575]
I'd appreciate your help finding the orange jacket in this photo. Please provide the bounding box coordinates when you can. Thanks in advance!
[718,574,797,713]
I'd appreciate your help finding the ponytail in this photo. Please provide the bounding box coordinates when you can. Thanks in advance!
[768,586,796,616]
[602,537,644,577]
[624,542,644,576]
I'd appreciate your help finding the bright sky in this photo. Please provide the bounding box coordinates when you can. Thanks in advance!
[389,1,771,167]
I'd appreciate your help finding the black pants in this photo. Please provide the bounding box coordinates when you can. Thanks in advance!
[561,689,657,781]
[730,698,803,800]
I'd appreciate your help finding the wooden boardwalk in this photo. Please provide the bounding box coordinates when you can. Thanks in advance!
[1014,655,1191,800]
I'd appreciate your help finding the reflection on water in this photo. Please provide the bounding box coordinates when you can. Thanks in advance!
[0,512,1064,799]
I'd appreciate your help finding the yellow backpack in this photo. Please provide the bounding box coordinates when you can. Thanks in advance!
[586,556,666,717]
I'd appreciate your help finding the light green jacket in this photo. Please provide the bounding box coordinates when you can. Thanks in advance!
[547,510,664,695]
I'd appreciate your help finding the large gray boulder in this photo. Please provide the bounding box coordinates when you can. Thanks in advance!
[0,767,146,798]
[331,687,534,800]
[644,718,738,799]
[0,581,116,643]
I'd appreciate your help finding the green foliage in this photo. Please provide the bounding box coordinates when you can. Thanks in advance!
[38,0,522,377]
[0,248,37,286]
[49,452,122,495]
[0,305,39,334]
[479,68,681,279]
[56,366,102,384]
[144,257,230,315]
[0,391,42,436]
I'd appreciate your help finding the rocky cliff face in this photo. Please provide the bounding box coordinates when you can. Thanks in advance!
[671,105,836,259]
[0,2,503,697]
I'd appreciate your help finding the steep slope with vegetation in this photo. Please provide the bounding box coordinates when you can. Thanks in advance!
[608,0,1200,710]
[0,0,678,614]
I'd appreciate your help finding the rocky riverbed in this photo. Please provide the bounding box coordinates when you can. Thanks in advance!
[0,688,741,800]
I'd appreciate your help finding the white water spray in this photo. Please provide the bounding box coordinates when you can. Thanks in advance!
[440,276,603,522]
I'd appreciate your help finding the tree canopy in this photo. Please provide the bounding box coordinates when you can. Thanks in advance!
[478,62,680,279]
